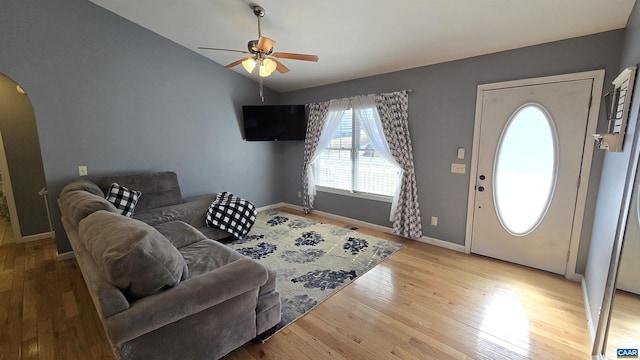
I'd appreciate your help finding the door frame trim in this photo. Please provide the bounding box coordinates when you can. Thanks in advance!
[0,130,22,241]
[464,70,605,280]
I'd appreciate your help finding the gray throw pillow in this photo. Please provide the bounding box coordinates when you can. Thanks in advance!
[59,190,119,225]
[59,180,105,198]
[79,210,188,301]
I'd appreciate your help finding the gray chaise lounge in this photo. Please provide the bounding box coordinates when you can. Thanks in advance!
[58,172,281,360]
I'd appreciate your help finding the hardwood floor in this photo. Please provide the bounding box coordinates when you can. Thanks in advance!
[605,290,640,359]
[0,209,592,359]
[0,219,15,246]
[0,238,113,359]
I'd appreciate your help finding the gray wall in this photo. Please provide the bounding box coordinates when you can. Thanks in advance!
[279,30,625,274]
[0,74,49,236]
[0,0,281,253]
[584,0,640,338]
[0,0,629,277]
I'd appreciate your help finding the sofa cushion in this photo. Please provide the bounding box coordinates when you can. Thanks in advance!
[79,210,188,301]
[60,180,104,198]
[154,220,207,249]
[59,189,119,226]
[205,192,257,238]
[99,172,182,211]
[106,183,141,217]
[195,225,232,242]
[178,239,246,278]
[132,194,214,227]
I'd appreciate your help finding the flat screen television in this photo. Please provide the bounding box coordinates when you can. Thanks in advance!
[242,105,307,141]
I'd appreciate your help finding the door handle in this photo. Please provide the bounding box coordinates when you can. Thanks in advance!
[478,186,485,192]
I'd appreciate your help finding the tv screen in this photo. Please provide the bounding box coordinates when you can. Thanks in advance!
[242,105,307,141]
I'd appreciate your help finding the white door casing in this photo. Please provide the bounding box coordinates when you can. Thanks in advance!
[465,71,605,279]
[0,130,22,241]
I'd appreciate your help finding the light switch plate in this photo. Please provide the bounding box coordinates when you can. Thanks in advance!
[451,163,466,174]
[78,165,88,176]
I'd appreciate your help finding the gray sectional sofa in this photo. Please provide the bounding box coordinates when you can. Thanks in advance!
[58,172,281,360]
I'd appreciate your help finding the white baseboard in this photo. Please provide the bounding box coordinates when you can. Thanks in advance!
[57,251,75,261]
[415,235,465,252]
[271,202,465,253]
[582,277,597,344]
[565,273,583,283]
[19,231,55,243]
[567,273,583,283]
[313,208,395,234]
[256,202,290,212]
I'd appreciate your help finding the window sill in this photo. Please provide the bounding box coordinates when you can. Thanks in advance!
[316,186,393,203]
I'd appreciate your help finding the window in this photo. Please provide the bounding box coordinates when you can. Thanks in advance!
[315,108,399,199]
[494,104,557,236]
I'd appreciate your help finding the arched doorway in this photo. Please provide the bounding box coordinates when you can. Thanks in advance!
[0,73,51,243]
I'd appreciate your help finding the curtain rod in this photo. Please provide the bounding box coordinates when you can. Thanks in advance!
[382,89,412,94]
[307,90,412,106]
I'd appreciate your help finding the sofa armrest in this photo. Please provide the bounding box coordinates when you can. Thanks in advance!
[105,258,268,344]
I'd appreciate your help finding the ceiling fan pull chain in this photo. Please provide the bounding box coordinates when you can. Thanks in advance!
[259,75,264,102]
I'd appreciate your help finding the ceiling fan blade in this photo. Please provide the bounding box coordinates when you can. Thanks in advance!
[224,57,251,69]
[256,36,275,52]
[198,47,251,55]
[270,58,290,73]
[272,52,319,62]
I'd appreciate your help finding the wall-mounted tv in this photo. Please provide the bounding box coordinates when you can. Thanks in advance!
[242,105,307,141]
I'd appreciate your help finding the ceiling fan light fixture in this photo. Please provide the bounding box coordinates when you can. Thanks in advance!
[258,64,270,77]
[264,58,277,72]
[259,58,277,77]
[199,5,318,100]
[242,58,257,73]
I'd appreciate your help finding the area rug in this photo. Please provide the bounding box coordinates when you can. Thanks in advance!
[225,209,403,334]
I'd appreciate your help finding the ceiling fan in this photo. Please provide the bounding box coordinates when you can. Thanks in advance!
[198,5,319,100]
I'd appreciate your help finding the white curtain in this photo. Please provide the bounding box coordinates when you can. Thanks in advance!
[375,91,422,239]
[352,95,403,221]
[303,91,422,239]
[305,98,350,208]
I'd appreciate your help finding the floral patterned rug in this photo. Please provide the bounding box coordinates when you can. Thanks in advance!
[224,209,403,336]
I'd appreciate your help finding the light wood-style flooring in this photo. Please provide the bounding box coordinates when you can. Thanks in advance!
[0,208,592,359]
[0,219,15,246]
[605,290,640,359]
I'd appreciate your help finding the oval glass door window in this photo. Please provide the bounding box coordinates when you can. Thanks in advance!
[493,104,557,236]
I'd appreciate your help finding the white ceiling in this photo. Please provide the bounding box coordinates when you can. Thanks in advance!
[89,0,636,93]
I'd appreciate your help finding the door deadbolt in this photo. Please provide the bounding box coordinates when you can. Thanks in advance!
[478,186,485,192]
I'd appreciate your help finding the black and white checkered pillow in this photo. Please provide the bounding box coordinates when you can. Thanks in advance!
[106,182,141,217]
[205,192,257,238]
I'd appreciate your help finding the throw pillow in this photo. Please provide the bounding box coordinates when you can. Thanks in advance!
[106,182,141,217]
[60,190,119,225]
[79,210,188,301]
[205,192,257,238]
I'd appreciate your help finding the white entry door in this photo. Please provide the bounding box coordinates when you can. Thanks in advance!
[470,78,594,274]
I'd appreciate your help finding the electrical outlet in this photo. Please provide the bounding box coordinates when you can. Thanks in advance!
[297,191,302,198]
[431,216,438,226]
[78,165,88,176]
[451,163,466,174]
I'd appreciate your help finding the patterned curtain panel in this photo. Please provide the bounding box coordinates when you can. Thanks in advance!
[375,91,423,239]
[302,101,330,212]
